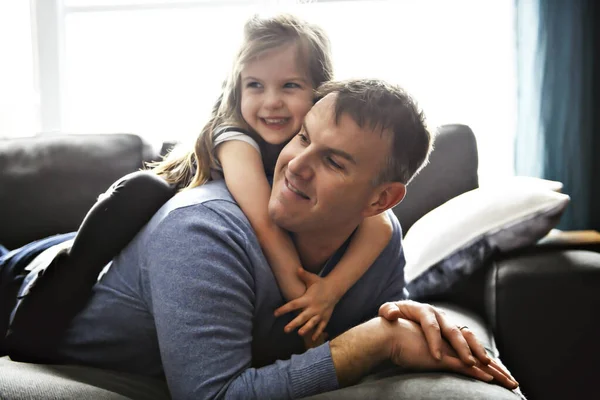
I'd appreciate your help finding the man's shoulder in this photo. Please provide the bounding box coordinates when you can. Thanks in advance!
[170,180,235,208]
[146,181,246,234]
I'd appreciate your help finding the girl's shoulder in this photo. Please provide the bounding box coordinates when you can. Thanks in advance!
[214,126,252,138]
[213,126,260,154]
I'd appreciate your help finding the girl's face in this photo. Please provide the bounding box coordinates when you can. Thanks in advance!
[240,44,314,145]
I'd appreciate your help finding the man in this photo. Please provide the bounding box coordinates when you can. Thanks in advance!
[8,79,517,399]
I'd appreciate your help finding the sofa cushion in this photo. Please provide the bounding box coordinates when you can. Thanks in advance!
[0,303,524,400]
[0,356,170,400]
[403,179,570,299]
[0,134,158,250]
[306,371,523,400]
[392,124,479,234]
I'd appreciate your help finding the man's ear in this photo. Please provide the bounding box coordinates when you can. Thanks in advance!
[363,182,406,217]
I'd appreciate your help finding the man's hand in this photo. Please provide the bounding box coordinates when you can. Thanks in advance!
[379,300,518,388]
[379,300,489,364]
[274,268,338,341]
[330,316,518,390]
[387,318,519,390]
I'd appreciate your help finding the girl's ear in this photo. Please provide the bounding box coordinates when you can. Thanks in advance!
[363,182,406,218]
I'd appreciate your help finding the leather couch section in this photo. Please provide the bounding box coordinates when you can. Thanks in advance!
[486,250,600,400]
[0,134,159,250]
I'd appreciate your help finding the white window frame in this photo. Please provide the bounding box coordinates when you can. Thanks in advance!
[34,0,64,133]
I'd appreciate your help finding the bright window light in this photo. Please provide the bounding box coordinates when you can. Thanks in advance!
[11,0,517,183]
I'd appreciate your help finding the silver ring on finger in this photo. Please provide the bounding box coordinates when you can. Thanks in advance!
[458,325,469,331]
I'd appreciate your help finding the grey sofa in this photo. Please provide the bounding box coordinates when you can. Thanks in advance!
[0,126,598,400]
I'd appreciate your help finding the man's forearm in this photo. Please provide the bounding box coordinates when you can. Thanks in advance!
[329,317,392,387]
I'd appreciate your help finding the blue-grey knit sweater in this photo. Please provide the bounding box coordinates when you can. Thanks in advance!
[55,180,407,399]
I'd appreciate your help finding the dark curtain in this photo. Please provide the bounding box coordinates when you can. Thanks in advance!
[515,0,599,231]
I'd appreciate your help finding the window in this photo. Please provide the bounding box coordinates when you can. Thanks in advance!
[15,0,517,182]
[0,0,38,138]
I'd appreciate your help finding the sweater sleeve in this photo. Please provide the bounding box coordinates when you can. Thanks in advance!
[145,204,339,400]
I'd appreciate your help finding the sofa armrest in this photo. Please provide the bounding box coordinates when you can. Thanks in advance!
[535,229,600,252]
[484,249,600,400]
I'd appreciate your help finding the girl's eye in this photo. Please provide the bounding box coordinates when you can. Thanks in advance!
[246,81,262,89]
[326,157,344,170]
[284,82,301,89]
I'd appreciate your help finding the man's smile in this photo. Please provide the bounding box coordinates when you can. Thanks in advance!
[284,176,310,200]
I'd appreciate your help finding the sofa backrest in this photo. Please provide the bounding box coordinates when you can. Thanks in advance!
[0,125,479,250]
[0,134,159,250]
[392,124,479,234]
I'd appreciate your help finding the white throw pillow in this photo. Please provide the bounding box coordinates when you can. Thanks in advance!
[403,178,570,298]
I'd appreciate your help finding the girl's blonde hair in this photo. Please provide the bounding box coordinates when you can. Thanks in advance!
[149,13,333,191]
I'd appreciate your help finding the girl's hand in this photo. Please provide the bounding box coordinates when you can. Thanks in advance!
[274,268,339,341]
[302,331,329,350]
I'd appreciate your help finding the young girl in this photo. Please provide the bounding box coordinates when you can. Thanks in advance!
[150,14,393,343]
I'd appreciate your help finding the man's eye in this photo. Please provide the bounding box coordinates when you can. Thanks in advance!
[246,82,262,89]
[297,133,309,143]
[326,157,343,170]
[284,82,301,89]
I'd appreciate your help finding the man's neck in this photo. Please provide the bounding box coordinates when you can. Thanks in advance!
[292,225,358,274]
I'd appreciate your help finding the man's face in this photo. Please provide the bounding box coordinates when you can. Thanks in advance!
[269,93,391,235]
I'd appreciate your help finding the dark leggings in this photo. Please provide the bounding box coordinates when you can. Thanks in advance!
[1,171,175,362]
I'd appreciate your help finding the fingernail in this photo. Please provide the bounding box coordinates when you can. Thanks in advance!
[469,356,477,365]
[484,373,494,382]
[436,351,442,361]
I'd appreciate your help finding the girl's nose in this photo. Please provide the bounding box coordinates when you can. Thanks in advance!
[264,90,283,110]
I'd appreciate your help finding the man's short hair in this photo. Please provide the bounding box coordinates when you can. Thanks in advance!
[315,79,432,185]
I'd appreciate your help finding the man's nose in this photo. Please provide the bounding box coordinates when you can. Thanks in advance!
[287,149,314,180]
[264,89,283,110]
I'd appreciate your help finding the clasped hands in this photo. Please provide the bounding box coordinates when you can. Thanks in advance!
[378,300,519,390]
[274,268,519,390]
